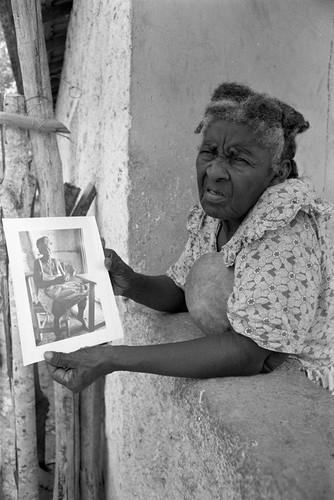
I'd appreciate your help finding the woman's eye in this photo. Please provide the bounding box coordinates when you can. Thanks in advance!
[200,153,213,161]
[200,149,216,159]
[233,156,249,165]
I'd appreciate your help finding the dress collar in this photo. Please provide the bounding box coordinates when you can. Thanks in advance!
[221,178,334,266]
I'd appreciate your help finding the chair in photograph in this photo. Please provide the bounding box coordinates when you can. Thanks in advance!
[25,273,69,343]
[75,274,106,332]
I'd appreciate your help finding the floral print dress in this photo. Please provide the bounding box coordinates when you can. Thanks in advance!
[166,178,334,393]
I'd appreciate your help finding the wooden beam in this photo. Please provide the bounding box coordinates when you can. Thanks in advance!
[10,0,66,217]
[10,1,78,499]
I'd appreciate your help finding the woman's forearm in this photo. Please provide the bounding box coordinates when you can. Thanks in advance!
[106,334,265,378]
[44,331,271,392]
[122,273,187,313]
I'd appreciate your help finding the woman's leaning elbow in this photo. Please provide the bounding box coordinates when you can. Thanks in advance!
[232,332,271,376]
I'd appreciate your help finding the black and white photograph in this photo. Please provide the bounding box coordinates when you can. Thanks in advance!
[3,216,123,365]
[1,1,334,499]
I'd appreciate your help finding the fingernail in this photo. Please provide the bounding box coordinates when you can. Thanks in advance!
[44,351,53,361]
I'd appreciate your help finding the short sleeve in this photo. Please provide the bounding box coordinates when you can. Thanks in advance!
[227,213,322,354]
[166,204,218,288]
[166,226,203,289]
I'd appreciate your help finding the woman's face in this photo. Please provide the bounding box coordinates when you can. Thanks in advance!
[196,119,277,224]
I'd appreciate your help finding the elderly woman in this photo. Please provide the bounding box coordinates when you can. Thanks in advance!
[44,82,334,393]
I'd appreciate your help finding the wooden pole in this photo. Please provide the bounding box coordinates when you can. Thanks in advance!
[10,0,66,218]
[80,380,106,500]
[10,1,79,499]
[0,93,39,500]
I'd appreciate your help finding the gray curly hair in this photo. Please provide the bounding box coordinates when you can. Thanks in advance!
[195,82,310,178]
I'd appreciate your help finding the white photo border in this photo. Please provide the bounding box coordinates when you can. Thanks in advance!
[3,216,123,365]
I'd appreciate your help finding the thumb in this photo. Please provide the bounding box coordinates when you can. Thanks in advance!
[44,351,77,369]
[104,248,115,271]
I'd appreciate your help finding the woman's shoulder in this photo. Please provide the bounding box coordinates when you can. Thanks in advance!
[254,178,334,223]
[221,178,334,266]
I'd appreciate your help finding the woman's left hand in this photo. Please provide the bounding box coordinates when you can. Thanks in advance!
[44,346,111,392]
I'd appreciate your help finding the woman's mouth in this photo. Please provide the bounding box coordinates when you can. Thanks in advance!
[205,189,226,201]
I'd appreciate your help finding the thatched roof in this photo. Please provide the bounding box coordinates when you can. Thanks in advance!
[0,0,73,105]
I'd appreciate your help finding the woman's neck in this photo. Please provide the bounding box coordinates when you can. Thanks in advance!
[217,219,240,250]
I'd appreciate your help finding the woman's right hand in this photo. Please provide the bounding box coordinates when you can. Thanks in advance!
[104,248,135,296]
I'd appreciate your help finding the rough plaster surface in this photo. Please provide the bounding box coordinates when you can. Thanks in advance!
[106,310,334,500]
[55,1,334,498]
[56,0,132,259]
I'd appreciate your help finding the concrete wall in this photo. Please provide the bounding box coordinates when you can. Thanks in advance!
[56,0,132,264]
[129,0,334,274]
[56,1,334,498]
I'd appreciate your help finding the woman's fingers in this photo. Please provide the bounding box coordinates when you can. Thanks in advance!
[44,346,110,392]
[44,351,80,389]
[47,365,75,388]
[44,350,77,369]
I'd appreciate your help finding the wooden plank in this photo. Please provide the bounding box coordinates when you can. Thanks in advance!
[71,183,97,216]
[70,185,105,500]
[64,182,81,216]
[79,380,106,500]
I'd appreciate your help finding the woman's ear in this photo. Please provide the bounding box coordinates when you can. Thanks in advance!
[270,159,291,186]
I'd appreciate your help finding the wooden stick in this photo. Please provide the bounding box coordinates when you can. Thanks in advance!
[0,93,39,499]
[0,111,70,134]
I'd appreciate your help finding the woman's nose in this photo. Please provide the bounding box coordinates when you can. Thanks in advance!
[207,158,230,180]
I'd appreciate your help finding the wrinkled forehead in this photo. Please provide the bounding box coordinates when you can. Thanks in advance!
[202,119,272,154]
[202,114,284,165]
[204,119,256,140]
